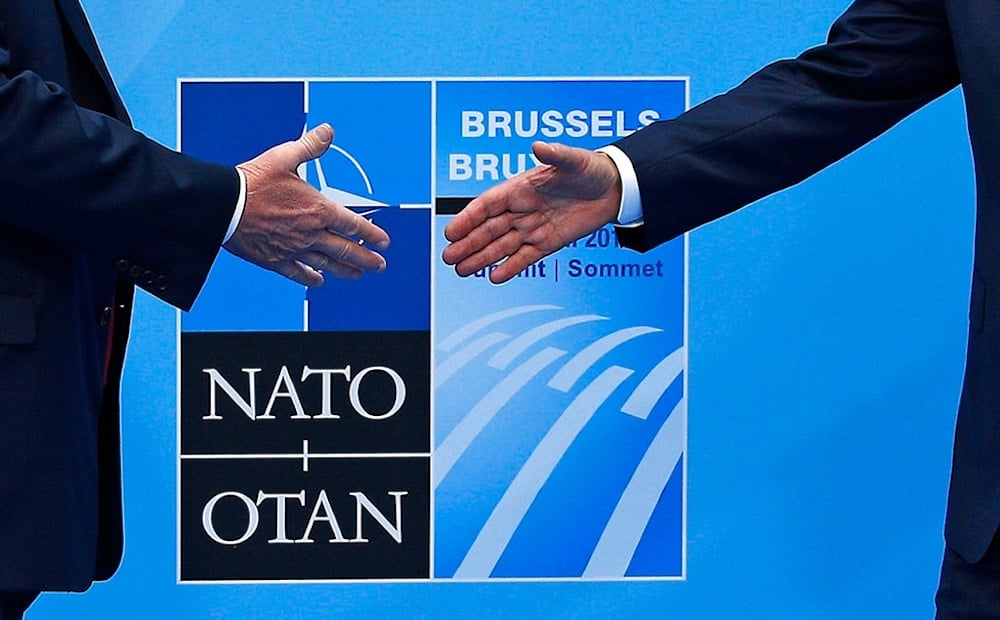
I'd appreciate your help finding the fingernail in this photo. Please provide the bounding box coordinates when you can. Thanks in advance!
[376,238,390,251]
[314,124,332,142]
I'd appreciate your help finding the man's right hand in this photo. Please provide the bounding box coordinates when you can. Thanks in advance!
[224,124,390,287]
[441,141,623,284]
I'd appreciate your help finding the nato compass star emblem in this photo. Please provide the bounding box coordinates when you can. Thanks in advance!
[296,126,388,228]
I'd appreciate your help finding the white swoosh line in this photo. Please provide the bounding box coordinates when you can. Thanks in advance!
[297,154,387,207]
[434,347,566,488]
[437,305,561,353]
[548,326,663,393]
[434,332,510,388]
[621,346,687,420]
[327,144,374,195]
[453,365,634,579]
[488,315,609,371]
[320,186,388,208]
[297,127,382,206]
[584,393,686,578]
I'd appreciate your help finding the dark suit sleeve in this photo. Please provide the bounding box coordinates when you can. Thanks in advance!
[0,50,239,310]
[612,0,960,251]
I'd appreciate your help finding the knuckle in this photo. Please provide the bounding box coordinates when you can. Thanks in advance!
[341,211,363,237]
[336,240,353,261]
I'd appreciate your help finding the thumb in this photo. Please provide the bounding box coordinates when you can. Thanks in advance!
[300,123,334,160]
[531,141,588,172]
[273,124,334,170]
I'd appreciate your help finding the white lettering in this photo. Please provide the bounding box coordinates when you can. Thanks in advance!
[202,491,258,545]
[449,153,473,181]
[297,489,349,544]
[461,110,485,137]
[257,490,306,544]
[514,110,538,138]
[300,365,350,419]
[262,366,304,420]
[540,110,564,138]
[351,491,407,543]
[565,109,589,138]
[476,153,499,181]
[201,365,406,421]
[639,109,660,127]
[350,366,406,420]
[591,110,614,138]
[202,489,409,546]
[203,368,261,420]
[447,152,540,182]
[461,109,660,139]
[487,110,512,138]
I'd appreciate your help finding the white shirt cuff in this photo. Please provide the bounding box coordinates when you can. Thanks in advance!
[223,167,248,244]
[597,145,643,227]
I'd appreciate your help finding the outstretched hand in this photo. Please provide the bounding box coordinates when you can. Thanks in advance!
[225,124,390,286]
[442,141,622,284]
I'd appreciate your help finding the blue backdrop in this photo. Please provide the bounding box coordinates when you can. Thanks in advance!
[33,1,972,617]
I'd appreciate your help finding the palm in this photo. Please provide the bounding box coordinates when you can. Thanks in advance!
[442,141,621,283]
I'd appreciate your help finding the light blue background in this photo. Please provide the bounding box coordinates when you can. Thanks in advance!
[33,1,971,617]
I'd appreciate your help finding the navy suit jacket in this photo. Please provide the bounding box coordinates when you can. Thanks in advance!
[0,1,239,590]
[613,0,999,564]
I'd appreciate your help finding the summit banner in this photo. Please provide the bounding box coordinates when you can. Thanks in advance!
[433,79,687,580]
[178,77,687,583]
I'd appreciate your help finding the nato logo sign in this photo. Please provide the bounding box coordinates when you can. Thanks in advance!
[179,78,687,583]
[179,331,430,581]
[179,80,431,582]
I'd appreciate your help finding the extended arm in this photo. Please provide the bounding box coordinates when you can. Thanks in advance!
[0,68,238,307]
[619,0,959,249]
[443,0,960,282]
[1,63,387,308]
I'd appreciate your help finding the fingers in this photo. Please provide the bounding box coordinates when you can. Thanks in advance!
[442,208,514,267]
[270,235,381,288]
[443,195,490,243]
[442,178,516,251]
[325,204,391,250]
[310,230,387,274]
[298,251,363,281]
[442,171,533,269]
[442,145,571,260]
[488,245,544,284]
[451,227,526,277]
[440,235,472,266]
[274,259,325,288]
[443,197,500,245]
